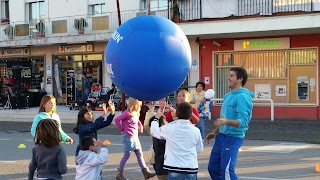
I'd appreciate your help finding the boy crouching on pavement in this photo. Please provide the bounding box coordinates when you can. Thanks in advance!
[75,136,108,180]
[150,102,204,179]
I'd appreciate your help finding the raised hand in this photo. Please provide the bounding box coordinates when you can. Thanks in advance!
[146,101,155,112]
[158,98,167,111]
[165,104,176,114]
[102,103,107,113]
[155,107,164,119]
[108,101,115,115]
[96,139,104,146]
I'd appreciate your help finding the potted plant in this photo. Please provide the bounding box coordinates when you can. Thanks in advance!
[73,18,88,34]
[170,0,182,23]
[3,24,14,39]
[1,18,9,25]
[35,21,45,37]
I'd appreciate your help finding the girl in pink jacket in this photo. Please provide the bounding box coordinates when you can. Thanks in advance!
[114,97,155,180]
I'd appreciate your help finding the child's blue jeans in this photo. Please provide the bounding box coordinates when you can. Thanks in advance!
[168,172,197,180]
[196,116,207,140]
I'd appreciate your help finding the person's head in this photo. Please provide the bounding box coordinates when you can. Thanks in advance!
[195,81,205,93]
[82,72,86,79]
[35,119,61,147]
[39,95,56,113]
[229,67,248,90]
[73,107,93,134]
[177,89,191,104]
[127,97,142,117]
[128,97,142,112]
[158,98,167,110]
[149,115,167,127]
[111,83,116,89]
[176,102,192,120]
[80,136,98,153]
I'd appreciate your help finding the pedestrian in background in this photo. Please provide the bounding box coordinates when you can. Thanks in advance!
[190,81,206,110]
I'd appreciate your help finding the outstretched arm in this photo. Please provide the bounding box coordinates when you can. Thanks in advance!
[150,109,167,139]
[89,140,109,166]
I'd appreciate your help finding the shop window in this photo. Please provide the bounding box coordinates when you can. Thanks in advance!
[90,3,106,15]
[83,54,102,61]
[214,49,317,105]
[0,57,45,108]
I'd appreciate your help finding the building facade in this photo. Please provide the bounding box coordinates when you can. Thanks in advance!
[0,0,200,107]
[176,0,320,120]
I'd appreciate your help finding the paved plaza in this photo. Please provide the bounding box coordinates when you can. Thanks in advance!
[0,132,320,180]
[0,106,320,179]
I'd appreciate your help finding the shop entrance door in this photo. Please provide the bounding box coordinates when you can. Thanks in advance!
[53,54,103,106]
[53,60,83,105]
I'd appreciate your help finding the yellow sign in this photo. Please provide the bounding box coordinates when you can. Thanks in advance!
[59,44,93,53]
[234,37,290,51]
[0,48,30,56]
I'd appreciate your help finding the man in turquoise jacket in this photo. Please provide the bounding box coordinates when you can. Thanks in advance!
[206,67,253,180]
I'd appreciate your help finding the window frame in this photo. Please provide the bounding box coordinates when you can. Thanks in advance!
[25,1,45,22]
[90,3,106,16]
[1,0,9,20]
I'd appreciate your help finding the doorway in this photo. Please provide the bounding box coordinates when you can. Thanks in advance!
[52,54,103,105]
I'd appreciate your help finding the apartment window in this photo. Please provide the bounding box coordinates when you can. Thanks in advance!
[26,1,45,21]
[90,3,106,15]
[1,0,9,19]
[140,0,168,11]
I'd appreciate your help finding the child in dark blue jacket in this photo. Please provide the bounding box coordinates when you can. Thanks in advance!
[73,101,115,157]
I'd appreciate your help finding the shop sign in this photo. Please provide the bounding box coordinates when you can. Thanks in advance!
[0,48,30,56]
[59,44,93,53]
[234,37,290,51]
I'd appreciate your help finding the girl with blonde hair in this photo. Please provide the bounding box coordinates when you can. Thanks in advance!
[114,97,155,180]
[165,89,200,124]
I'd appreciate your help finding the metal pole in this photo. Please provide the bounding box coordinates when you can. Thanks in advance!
[210,98,275,121]
[116,0,125,112]
[147,0,151,15]
[116,0,121,25]
[167,0,170,19]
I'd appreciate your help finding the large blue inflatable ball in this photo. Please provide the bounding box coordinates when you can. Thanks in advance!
[106,15,191,101]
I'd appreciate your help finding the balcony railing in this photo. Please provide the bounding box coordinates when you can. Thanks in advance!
[0,9,168,41]
[175,0,320,21]
[1,0,319,41]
